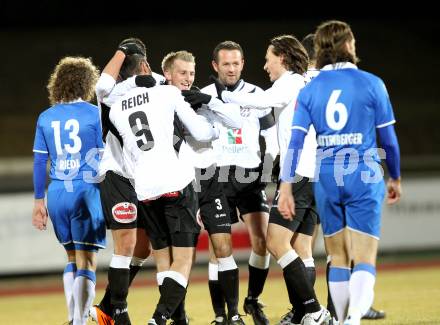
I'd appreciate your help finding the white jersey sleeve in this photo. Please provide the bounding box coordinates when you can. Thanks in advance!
[261,125,279,160]
[201,81,271,168]
[103,76,137,107]
[174,92,220,142]
[205,97,243,129]
[221,72,305,110]
[95,73,116,101]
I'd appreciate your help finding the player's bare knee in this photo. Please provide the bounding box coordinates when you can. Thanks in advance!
[76,250,97,271]
[251,235,267,255]
[266,236,287,260]
[292,234,313,259]
[212,241,232,258]
[172,247,195,267]
[113,228,137,255]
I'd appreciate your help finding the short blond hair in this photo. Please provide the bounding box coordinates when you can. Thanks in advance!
[47,56,99,105]
[161,51,195,73]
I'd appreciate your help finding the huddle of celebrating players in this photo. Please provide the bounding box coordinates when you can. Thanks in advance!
[32,20,401,325]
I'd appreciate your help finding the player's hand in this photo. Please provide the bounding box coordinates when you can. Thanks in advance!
[32,199,48,231]
[277,182,295,220]
[118,42,145,56]
[209,75,226,100]
[135,75,156,88]
[387,177,402,205]
[182,90,211,110]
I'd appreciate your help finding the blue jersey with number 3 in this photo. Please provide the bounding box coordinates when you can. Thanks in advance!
[33,101,103,181]
[293,64,395,165]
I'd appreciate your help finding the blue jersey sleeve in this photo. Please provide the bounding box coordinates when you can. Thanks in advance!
[378,124,401,179]
[94,114,104,150]
[33,116,48,154]
[33,152,48,199]
[373,78,396,128]
[292,92,312,132]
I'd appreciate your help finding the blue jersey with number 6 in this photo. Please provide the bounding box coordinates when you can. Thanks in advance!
[293,63,395,165]
[33,101,103,181]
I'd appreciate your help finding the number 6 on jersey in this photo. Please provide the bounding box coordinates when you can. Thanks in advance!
[326,90,348,130]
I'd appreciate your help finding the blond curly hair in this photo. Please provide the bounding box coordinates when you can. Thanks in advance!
[47,56,99,105]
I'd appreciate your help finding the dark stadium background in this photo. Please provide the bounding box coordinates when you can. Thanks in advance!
[0,3,438,191]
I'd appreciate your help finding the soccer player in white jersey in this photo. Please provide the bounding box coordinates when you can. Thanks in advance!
[162,50,243,324]
[216,35,330,325]
[162,50,244,325]
[91,38,161,325]
[108,47,222,325]
[32,57,105,325]
[201,41,279,325]
[278,21,401,325]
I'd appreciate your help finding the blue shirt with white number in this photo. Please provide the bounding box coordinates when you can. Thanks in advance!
[33,101,103,181]
[293,64,395,165]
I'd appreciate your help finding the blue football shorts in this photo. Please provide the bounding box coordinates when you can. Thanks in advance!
[314,163,385,239]
[47,180,106,251]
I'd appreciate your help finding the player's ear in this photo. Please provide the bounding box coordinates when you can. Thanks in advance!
[211,60,219,73]
[345,38,356,57]
[163,69,172,82]
[141,60,152,75]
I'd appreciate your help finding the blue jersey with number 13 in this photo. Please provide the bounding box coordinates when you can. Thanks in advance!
[33,101,103,181]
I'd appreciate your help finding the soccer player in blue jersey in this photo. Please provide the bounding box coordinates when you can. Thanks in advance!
[278,20,402,325]
[32,56,106,325]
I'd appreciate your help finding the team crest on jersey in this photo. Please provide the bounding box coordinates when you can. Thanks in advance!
[112,202,137,223]
[240,107,251,117]
[228,128,242,144]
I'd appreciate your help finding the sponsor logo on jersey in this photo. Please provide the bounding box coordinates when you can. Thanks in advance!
[112,202,137,223]
[240,107,251,117]
[227,128,242,144]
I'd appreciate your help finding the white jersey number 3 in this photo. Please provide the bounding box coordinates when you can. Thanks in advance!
[326,90,348,131]
[51,119,82,155]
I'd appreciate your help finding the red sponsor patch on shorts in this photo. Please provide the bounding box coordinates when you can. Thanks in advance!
[112,202,137,223]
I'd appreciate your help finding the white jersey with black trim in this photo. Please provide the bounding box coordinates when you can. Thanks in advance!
[95,72,166,179]
[202,80,274,168]
[109,85,219,200]
[222,71,317,178]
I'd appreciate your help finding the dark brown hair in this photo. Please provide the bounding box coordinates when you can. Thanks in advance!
[301,33,316,61]
[212,40,244,63]
[315,20,359,69]
[270,35,308,75]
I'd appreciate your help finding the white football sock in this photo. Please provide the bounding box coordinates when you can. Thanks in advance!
[72,270,96,325]
[63,262,76,322]
[349,263,376,317]
[328,266,351,322]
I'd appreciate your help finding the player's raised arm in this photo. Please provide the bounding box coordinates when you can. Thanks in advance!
[217,73,304,111]
[96,42,157,106]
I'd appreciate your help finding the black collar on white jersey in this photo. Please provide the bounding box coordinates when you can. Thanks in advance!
[226,79,245,92]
